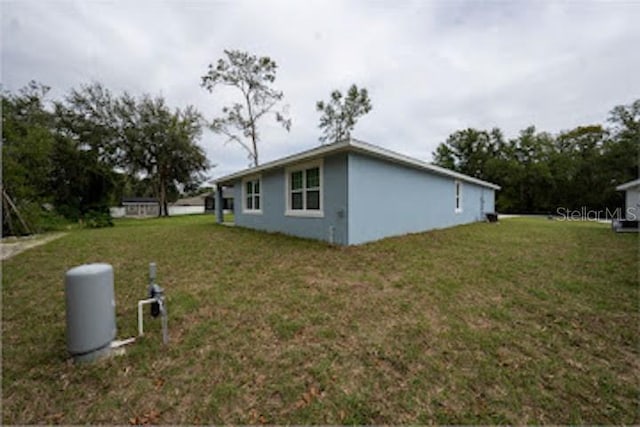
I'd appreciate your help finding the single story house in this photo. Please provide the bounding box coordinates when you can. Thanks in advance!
[213,138,500,245]
[121,197,159,217]
[615,178,640,220]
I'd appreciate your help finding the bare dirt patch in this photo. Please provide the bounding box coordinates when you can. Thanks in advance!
[1,233,67,260]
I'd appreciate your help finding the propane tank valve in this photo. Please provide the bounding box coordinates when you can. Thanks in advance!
[148,263,165,318]
[137,262,168,345]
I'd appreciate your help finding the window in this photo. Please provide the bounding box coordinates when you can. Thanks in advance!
[455,180,462,213]
[285,161,323,217]
[243,177,261,214]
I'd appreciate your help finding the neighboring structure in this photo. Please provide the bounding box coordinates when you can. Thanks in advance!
[111,195,209,218]
[120,197,159,217]
[169,194,206,215]
[615,178,640,220]
[214,139,500,245]
[172,195,206,207]
[204,187,235,214]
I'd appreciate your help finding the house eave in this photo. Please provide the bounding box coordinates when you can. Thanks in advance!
[214,140,351,185]
[616,178,640,191]
[349,139,501,190]
[214,138,501,191]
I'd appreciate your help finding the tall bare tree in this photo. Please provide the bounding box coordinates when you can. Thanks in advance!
[201,50,291,167]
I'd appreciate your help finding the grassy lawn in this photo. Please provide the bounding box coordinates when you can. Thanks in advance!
[2,215,638,424]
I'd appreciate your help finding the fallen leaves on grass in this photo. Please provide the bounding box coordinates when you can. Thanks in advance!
[46,412,64,423]
[154,377,165,390]
[129,409,161,425]
[247,408,268,424]
[293,385,324,409]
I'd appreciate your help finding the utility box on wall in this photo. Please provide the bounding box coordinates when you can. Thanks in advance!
[65,263,116,362]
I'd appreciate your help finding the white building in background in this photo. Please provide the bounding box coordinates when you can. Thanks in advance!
[616,178,640,220]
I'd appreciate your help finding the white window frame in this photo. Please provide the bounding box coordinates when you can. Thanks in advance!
[285,159,324,218]
[242,175,262,214]
[455,180,463,213]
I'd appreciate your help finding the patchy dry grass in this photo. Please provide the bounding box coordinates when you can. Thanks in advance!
[2,215,638,424]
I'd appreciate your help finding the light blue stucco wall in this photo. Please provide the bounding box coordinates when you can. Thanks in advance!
[231,153,349,244]
[347,153,496,245]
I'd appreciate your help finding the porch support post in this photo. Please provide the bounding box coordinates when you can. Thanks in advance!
[215,185,224,223]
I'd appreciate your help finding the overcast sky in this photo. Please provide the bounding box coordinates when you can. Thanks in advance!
[3,0,639,178]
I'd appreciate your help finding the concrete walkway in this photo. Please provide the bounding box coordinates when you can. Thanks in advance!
[1,232,67,261]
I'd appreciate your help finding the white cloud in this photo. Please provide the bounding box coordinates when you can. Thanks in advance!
[2,0,639,178]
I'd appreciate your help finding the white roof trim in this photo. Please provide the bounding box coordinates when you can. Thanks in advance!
[215,140,351,185]
[215,138,501,190]
[616,178,640,191]
[349,139,501,190]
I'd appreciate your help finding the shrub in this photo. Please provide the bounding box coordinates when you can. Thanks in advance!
[82,208,114,228]
[37,209,71,232]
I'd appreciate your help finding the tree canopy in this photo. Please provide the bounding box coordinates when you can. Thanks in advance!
[55,84,209,217]
[432,100,639,213]
[316,84,372,144]
[2,81,211,235]
[125,96,208,216]
[2,82,121,233]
